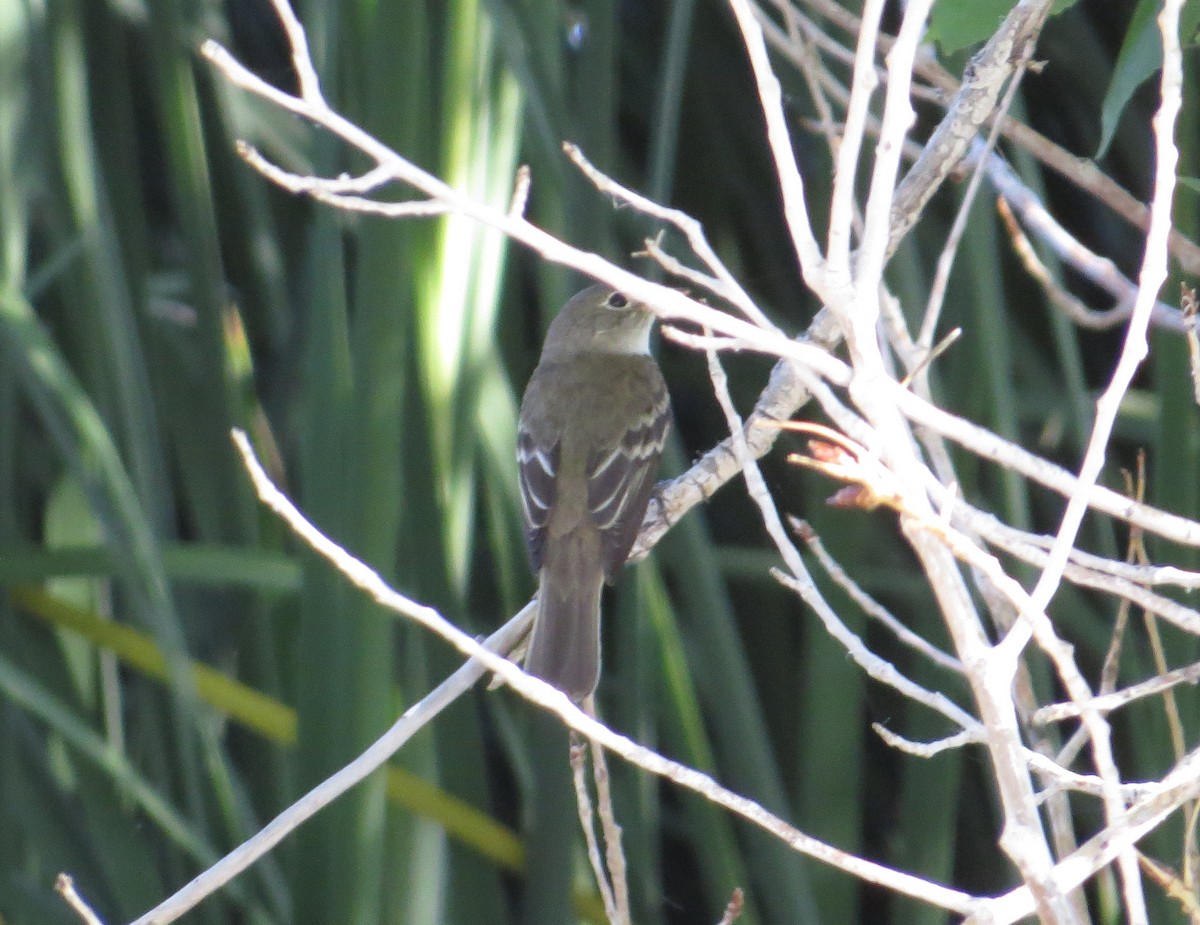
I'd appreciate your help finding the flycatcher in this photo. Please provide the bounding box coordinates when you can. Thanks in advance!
[517,284,671,700]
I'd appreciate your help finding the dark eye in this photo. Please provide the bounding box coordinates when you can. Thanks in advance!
[606,292,628,309]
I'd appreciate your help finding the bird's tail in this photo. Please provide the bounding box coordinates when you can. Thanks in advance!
[526,529,604,702]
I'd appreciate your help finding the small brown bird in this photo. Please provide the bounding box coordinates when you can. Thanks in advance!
[517,284,671,700]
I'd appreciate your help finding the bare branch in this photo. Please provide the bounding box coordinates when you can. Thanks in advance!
[889,0,1055,255]
[56,874,106,925]
[725,0,827,290]
[1034,659,1200,725]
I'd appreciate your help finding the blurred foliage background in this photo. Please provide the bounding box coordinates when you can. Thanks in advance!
[0,0,1197,924]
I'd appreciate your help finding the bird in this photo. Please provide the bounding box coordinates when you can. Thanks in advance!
[517,284,671,701]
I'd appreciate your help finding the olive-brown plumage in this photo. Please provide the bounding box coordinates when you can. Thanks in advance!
[517,285,670,700]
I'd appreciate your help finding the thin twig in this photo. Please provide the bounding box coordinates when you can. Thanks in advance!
[997,195,1131,331]
[969,746,1200,925]
[1183,286,1200,403]
[589,735,631,925]
[824,0,884,274]
[715,888,745,925]
[790,518,964,672]
[1017,3,1184,914]
[872,724,980,758]
[725,0,827,290]
[564,143,772,330]
[56,874,106,925]
[919,43,1033,350]
[982,146,1184,332]
[570,735,618,923]
[1033,660,1200,724]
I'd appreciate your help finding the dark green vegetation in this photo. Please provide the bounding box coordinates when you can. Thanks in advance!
[1,1,1197,924]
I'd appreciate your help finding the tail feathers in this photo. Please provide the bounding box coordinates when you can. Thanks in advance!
[525,531,604,701]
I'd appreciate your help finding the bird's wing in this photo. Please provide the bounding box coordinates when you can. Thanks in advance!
[586,381,672,580]
[517,426,559,571]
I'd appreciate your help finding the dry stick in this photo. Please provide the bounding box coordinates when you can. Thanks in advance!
[960,509,1200,637]
[758,10,1032,772]
[918,42,1032,350]
[991,118,1200,278]
[785,425,1164,778]
[768,0,1194,367]
[887,0,1055,256]
[780,9,844,157]
[786,36,929,178]
[916,495,1136,918]
[1139,847,1200,919]
[861,392,1078,911]
[772,559,978,733]
[984,528,1200,591]
[771,9,1175,354]
[880,724,1152,809]
[508,163,531,217]
[264,139,836,370]
[796,518,1171,801]
[639,235,727,298]
[57,874,105,925]
[886,382,1200,548]
[715,888,745,925]
[872,724,980,758]
[561,142,771,330]
[718,355,1058,924]
[1033,659,1200,725]
[1123,460,1189,764]
[725,0,826,288]
[759,2,1181,346]
[569,735,619,924]
[1183,804,1200,900]
[968,746,1200,925]
[915,463,1200,629]
[571,696,632,925]
[996,195,1134,331]
[900,733,1155,804]
[588,737,631,925]
[672,328,1200,630]
[768,45,1180,868]
[728,403,1125,880]
[982,147,1185,332]
[855,0,933,285]
[901,507,1124,924]
[791,520,964,672]
[799,14,1097,883]
[1139,611,1189,762]
[1184,286,1200,404]
[764,2,945,106]
[1018,3,1183,917]
[671,320,1200,613]
[823,0,884,274]
[1094,466,1142,731]
[1027,757,1157,805]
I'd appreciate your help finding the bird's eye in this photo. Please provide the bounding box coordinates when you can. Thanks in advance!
[606,292,629,309]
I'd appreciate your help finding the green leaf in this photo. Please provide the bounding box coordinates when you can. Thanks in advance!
[1098,0,1200,155]
[929,0,1081,54]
